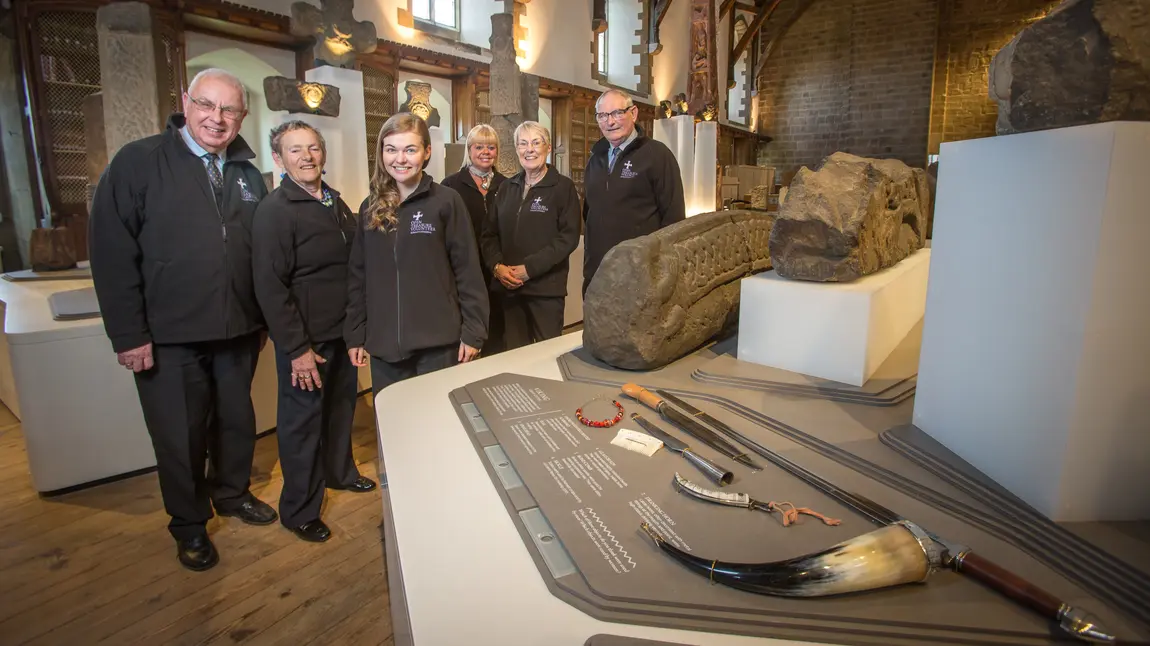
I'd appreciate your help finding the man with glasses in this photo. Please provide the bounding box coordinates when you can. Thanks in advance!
[90,68,275,572]
[581,89,685,295]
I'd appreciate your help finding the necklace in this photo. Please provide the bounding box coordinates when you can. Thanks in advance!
[575,396,625,428]
[469,165,493,191]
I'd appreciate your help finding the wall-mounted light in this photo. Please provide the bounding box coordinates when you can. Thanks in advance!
[299,83,326,110]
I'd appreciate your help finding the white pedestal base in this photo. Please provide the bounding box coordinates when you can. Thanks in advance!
[914,121,1150,522]
[738,249,930,386]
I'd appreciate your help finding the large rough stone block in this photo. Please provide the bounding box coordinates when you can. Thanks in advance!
[584,210,775,370]
[264,76,342,117]
[769,152,928,282]
[989,0,1149,135]
[97,2,161,160]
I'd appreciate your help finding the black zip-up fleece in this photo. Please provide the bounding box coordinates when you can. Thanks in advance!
[581,127,685,292]
[480,165,581,298]
[344,175,489,362]
[252,179,357,360]
[89,114,268,353]
[441,167,507,244]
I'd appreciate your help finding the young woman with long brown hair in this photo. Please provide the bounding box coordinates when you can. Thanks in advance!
[344,113,488,397]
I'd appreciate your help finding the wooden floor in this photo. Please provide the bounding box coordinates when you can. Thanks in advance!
[0,398,393,646]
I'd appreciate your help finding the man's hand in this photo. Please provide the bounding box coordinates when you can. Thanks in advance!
[494,263,523,290]
[348,346,369,368]
[291,349,326,391]
[458,342,480,363]
[508,265,529,282]
[117,343,154,373]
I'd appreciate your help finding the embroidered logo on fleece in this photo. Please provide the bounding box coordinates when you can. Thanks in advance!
[619,160,638,179]
[529,196,549,213]
[410,211,436,234]
[237,178,259,202]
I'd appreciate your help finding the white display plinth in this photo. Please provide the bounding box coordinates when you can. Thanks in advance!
[913,121,1150,523]
[691,120,717,215]
[669,115,695,212]
[427,125,445,183]
[738,249,931,386]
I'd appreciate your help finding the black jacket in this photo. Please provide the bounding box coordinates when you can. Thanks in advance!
[480,165,581,298]
[252,179,356,360]
[581,128,685,292]
[344,175,489,362]
[89,114,268,353]
[440,167,507,245]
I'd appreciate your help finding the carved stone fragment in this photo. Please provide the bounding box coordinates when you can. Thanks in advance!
[750,185,770,209]
[769,152,928,282]
[584,210,775,370]
[291,0,377,68]
[264,76,342,117]
[96,2,161,160]
[489,13,523,176]
[989,0,1149,134]
[398,81,440,126]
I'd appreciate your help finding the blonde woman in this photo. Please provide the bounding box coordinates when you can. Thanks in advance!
[442,124,508,352]
[344,113,488,396]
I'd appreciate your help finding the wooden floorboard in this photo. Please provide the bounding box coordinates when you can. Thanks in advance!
[0,397,393,646]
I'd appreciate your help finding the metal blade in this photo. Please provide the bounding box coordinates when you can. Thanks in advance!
[630,413,687,453]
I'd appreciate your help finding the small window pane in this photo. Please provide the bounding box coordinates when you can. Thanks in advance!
[597,32,607,75]
[412,0,430,20]
[433,0,456,28]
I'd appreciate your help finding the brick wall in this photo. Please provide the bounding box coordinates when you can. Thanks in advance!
[928,0,1056,153]
[755,0,1055,180]
[755,0,937,180]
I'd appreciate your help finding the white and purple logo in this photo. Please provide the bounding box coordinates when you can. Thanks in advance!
[410,211,436,234]
[529,196,549,213]
[619,160,638,179]
[237,178,258,202]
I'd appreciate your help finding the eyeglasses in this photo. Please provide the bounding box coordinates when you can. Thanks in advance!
[516,139,548,151]
[189,96,244,121]
[595,107,634,122]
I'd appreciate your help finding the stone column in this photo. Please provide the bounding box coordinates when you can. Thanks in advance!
[489,13,523,177]
[521,73,539,123]
[0,31,37,268]
[96,2,162,161]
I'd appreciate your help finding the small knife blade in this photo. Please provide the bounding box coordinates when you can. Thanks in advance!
[631,413,734,486]
[630,413,687,452]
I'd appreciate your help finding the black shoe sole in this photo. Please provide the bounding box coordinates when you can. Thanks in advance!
[179,550,219,572]
[290,527,332,543]
[217,510,278,526]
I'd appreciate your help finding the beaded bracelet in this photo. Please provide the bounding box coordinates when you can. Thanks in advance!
[575,396,625,428]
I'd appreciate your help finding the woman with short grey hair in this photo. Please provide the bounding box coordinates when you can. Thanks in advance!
[252,120,376,545]
[480,120,580,350]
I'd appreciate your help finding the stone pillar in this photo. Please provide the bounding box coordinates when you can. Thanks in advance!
[84,93,107,214]
[96,2,162,161]
[490,13,523,177]
[0,31,37,268]
[521,73,539,123]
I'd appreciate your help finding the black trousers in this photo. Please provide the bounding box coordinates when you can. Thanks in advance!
[369,344,458,397]
[501,294,565,351]
[273,339,360,528]
[133,333,261,541]
[483,288,506,355]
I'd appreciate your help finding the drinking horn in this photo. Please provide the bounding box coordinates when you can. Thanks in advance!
[639,520,942,597]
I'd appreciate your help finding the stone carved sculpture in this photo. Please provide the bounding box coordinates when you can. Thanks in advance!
[291,0,377,68]
[489,13,523,177]
[989,0,1149,134]
[584,210,775,370]
[769,152,929,282]
[687,0,718,117]
[96,2,162,161]
[264,76,342,117]
[750,185,770,209]
[398,81,441,127]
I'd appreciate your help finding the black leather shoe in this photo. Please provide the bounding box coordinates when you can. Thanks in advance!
[329,475,377,493]
[290,519,332,543]
[176,535,219,571]
[218,498,278,525]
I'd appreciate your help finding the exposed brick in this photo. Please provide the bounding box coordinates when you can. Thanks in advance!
[755,0,1055,179]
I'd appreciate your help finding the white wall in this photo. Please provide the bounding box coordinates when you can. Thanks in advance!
[606,0,642,90]
[226,0,692,106]
[651,0,690,103]
[185,33,295,177]
[396,70,453,142]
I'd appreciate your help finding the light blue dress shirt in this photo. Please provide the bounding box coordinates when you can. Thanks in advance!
[180,126,226,176]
